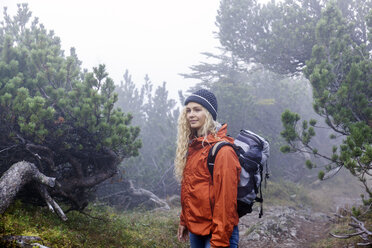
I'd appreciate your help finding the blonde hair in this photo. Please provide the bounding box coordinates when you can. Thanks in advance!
[174,105,218,182]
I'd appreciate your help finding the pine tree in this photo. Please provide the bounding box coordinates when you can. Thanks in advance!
[0,4,141,217]
[115,74,179,197]
[216,0,372,201]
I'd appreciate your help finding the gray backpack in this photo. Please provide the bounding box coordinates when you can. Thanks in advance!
[207,129,270,218]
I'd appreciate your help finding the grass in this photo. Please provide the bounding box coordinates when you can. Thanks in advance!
[310,209,372,248]
[263,180,315,208]
[0,200,189,248]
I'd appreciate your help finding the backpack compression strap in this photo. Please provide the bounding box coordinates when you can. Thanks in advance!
[207,141,234,181]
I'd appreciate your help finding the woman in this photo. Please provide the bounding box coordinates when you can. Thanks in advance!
[175,89,241,248]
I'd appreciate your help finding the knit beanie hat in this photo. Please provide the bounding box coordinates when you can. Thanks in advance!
[184,89,218,120]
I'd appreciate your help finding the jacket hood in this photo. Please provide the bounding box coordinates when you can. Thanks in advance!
[189,123,233,148]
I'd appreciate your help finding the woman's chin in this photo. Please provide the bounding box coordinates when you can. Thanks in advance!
[190,125,201,130]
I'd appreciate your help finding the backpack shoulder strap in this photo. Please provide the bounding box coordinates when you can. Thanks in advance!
[207,141,235,181]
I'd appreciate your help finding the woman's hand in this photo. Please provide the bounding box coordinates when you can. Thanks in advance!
[177,223,189,242]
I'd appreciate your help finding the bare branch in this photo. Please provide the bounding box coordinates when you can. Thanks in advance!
[38,86,50,99]
[351,216,372,236]
[356,241,372,246]
[322,166,343,180]
[37,184,67,221]
[330,211,372,244]
[0,144,17,154]
[324,110,349,135]
[360,175,372,198]
[330,230,365,239]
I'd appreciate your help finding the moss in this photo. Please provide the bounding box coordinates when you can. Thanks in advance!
[0,201,188,248]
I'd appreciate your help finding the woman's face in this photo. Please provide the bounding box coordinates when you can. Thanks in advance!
[185,102,207,134]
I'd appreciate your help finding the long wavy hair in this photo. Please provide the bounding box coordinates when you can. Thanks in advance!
[174,105,218,182]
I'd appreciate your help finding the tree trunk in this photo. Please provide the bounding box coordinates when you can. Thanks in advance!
[0,161,55,215]
[96,179,171,211]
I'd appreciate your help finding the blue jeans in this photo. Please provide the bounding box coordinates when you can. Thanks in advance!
[189,225,239,248]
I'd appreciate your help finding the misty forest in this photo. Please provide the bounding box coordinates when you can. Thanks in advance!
[0,0,371,247]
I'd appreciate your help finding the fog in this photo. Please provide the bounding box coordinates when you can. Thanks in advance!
[1,0,221,99]
[0,0,370,246]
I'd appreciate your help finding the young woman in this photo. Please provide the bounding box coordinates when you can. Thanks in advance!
[175,89,241,248]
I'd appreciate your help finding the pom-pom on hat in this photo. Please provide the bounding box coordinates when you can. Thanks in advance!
[184,89,218,120]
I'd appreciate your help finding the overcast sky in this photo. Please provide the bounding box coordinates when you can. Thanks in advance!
[1,0,223,100]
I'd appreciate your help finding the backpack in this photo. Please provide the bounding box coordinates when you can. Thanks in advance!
[207,129,270,218]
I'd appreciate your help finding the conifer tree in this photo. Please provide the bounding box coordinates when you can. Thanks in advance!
[0,4,141,217]
[115,74,179,197]
[216,0,372,201]
[281,3,372,201]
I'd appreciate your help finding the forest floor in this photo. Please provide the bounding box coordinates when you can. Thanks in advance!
[238,196,364,248]
[1,178,367,247]
[0,197,367,248]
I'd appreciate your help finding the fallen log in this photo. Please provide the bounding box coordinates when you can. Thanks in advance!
[128,180,170,211]
[1,235,50,247]
[0,161,66,220]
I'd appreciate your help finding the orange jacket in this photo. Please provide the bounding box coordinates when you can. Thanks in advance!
[180,124,241,247]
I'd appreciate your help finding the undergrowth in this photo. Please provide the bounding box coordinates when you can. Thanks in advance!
[311,208,372,248]
[0,200,188,248]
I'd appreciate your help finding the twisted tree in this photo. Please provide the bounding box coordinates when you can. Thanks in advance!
[0,4,141,218]
[280,2,372,201]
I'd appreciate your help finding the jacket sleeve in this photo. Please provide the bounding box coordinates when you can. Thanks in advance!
[210,145,241,247]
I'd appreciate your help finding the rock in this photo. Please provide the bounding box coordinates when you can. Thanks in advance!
[247,232,261,241]
[166,194,181,207]
[290,227,297,237]
[238,205,331,248]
